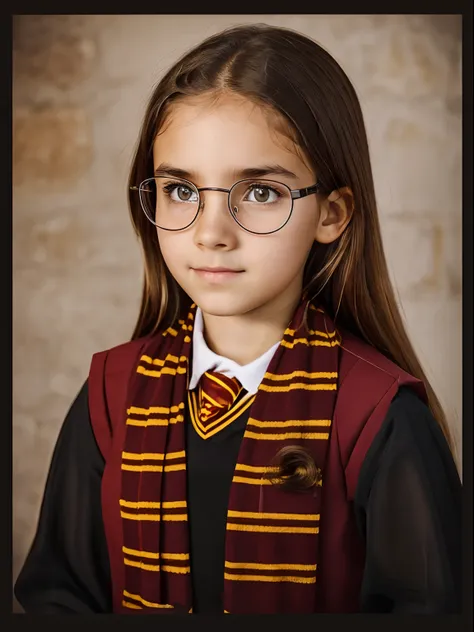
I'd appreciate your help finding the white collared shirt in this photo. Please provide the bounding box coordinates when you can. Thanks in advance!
[188,307,280,395]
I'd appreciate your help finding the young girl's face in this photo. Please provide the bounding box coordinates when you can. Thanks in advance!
[153,93,321,320]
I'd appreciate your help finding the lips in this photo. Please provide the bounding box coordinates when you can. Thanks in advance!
[191,266,244,283]
[192,267,243,273]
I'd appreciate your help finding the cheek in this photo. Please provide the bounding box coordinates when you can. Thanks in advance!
[156,231,187,273]
[261,236,312,271]
[254,207,317,269]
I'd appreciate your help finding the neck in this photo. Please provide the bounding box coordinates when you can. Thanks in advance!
[200,286,303,365]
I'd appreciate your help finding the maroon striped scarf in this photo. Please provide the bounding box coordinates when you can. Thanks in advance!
[119,297,341,613]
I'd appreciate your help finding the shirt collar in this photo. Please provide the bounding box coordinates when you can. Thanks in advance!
[188,307,279,395]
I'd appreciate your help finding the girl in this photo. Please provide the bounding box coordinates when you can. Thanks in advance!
[14,23,462,614]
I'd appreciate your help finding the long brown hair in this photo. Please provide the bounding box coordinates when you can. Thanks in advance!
[126,23,455,460]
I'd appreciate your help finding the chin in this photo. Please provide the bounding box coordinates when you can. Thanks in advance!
[189,291,274,319]
[193,299,248,318]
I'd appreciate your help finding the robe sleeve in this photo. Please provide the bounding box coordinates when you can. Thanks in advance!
[354,386,462,613]
[14,380,112,613]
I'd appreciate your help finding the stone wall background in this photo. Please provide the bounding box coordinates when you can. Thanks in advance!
[12,14,462,611]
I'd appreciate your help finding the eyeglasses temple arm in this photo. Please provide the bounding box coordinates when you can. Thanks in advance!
[291,182,322,200]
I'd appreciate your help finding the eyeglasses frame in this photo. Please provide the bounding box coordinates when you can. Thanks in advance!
[130,175,323,235]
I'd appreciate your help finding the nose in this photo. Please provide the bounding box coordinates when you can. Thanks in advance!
[192,190,238,250]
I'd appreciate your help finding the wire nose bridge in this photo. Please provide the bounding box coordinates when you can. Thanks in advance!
[196,186,234,214]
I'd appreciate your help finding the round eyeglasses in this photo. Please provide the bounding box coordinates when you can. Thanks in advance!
[130,176,322,235]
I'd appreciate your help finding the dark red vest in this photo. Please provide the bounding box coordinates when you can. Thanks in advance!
[88,329,426,613]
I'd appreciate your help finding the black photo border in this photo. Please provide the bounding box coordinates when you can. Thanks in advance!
[2,2,472,631]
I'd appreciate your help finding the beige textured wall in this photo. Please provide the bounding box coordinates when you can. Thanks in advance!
[12,14,462,610]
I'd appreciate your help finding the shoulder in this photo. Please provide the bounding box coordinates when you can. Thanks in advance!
[89,333,161,380]
[339,328,416,384]
[91,335,152,364]
[338,328,427,404]
[90,313,193,376]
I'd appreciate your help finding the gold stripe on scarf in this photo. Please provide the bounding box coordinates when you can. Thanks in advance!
[121,463,186,472]
[124,559,160,571]
[122,546,189,560]
[127,402,185,415]
[126,414,184,427]
[137,365,187,378]
[225,561,317,571]
[119,500,187,509]
[246,418,331,428]
[226,524,319,534]
[264,370,337,380]
[243,430,330,440]
[227,510,320,521]
[224,572,316,584]
[232,476,273,485]
[259,382,337,392]
[140,354,188,366]
[234,464,278,473]
[121,450,185,461]
[281,338,340,349]
[285,328,336,339]
[124,558,191,573]
[163,565,191,574]
[120,511,188,521]
[231,463,321,485]
[123,590,174,609]
[178,319,193,332]
[123,546,158,559]
[122,600,142,609]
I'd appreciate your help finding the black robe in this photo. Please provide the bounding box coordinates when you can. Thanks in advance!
[14,382,462,613]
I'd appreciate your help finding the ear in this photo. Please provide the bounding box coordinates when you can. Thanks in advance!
[314,186,354,244]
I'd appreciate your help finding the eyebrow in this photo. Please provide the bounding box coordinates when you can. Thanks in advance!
[153,162,298,181]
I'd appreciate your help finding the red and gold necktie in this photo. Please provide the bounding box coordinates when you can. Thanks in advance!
[198,371,242,427]
[188,371,256,440]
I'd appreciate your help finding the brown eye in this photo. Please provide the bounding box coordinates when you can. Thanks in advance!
[162,183,199,204]
[242,184,281,204]
[177,186,193,201]
[253,186,270,202]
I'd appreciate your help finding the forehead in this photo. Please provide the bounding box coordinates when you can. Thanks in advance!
[152,94,312,182]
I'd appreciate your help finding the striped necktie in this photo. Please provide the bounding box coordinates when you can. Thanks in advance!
[198,371,243,428]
